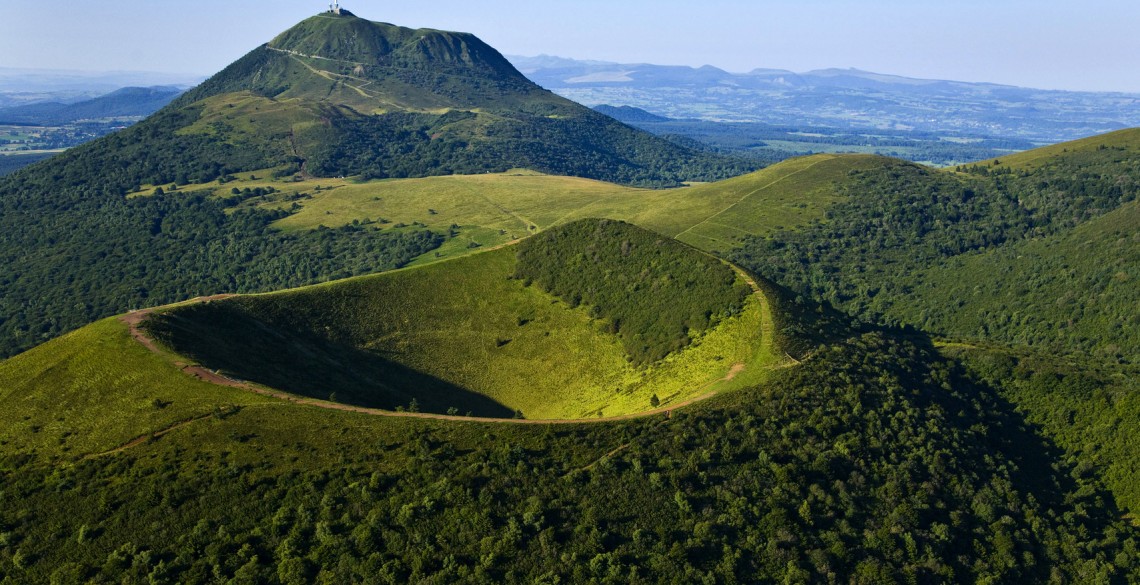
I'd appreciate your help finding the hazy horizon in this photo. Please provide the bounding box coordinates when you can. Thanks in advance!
[1,0,1138,93]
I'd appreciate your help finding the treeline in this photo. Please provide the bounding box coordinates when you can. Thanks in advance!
[514,219,751,365]
[731,146,1140,357]
[0,189,442,357]
[1,326,1136,583]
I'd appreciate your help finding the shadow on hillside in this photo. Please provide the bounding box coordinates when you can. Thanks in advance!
[863,323,1133,565]
[757,277,1133,570]
[141,302,516,418]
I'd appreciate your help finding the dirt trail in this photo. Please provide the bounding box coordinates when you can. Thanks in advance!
[573,442,633,474]
[118,260,795,426]
[123,294,234,346]
[673,156,831,240]
[84,413,216,459]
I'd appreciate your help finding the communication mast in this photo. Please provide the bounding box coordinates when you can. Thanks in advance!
[329,1,342,14]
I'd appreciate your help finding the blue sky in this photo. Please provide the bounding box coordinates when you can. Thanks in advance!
[1,0,1138,92]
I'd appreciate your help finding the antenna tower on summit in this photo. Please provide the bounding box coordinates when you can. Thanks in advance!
[329,1,342,14]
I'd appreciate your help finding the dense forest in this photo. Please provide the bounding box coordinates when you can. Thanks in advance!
[303,108,756,187]
[1,301,1137,583]
[514,219,752,365]
[0,185,442,357]
[0,153,53,177]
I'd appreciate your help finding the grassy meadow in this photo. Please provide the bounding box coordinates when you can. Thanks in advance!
[131,152,890,266]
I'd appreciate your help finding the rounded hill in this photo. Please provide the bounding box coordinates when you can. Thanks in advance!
[140,219,782,419]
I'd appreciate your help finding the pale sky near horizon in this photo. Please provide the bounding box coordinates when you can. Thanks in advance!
[1,0,1138,92]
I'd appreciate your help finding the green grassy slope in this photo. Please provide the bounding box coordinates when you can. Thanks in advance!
[661,154,888,251]
[276,153,880,245]
[0,318,274,460]
[140,227,778,420]
[976,127,1140,169]
[119,153,883,268]
[163,153,880,260]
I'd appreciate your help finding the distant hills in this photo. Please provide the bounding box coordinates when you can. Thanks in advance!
[511,54,1140,142]
[0,66,199,96]
[0,86,183,124]
[592,104,669,124]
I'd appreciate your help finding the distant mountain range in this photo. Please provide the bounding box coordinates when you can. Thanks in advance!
[0,86,183,124]
[510,55,1140,142]
[0,67,200,94]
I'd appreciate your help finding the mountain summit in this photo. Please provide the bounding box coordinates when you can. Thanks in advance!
[69,10,748,187]
[182,12,535,111]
